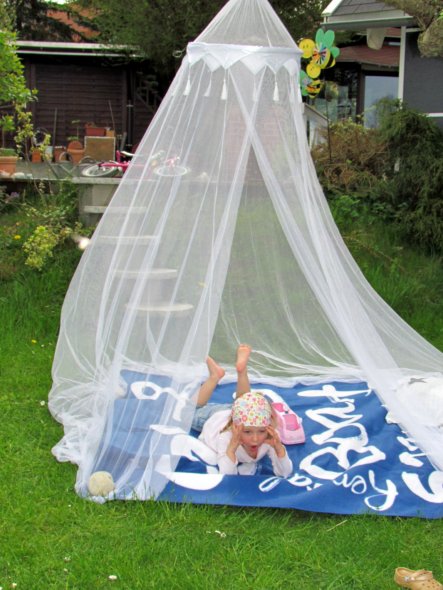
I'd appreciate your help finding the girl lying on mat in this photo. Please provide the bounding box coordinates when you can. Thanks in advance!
[192,345,293,477]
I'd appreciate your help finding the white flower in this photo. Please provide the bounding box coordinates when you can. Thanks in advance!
[78,237,90,250]
[40,400,46,406]
[108,575,118,581]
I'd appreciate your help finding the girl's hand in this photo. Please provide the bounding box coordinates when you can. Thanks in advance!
[226,423,243,464]
[228,423,243,451]
[266,425,286,458]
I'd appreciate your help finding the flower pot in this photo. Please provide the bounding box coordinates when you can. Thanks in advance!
[85,126,106,137]
[67,148,85,164]
[53,146,66,162]
[31,150,42,163]
[67,140,85,164]
[0,155,18,176]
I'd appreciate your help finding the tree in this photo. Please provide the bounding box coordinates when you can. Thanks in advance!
[0,4,35,149]
[273,0,330,43]
[4,0,84,41]
[70,0,328,79]
[382,0,443,58]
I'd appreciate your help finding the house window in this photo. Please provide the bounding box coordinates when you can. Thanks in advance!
[308,67,398,128]
[363,74,398,127]
[310,68,359,123]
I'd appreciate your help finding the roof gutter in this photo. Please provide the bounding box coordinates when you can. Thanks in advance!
[322,15,415,30]
[16,40,138,58]
[18,49,130,57]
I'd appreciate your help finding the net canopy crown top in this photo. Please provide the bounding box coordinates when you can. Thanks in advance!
[195,0,299,48]
[186,42,302,73]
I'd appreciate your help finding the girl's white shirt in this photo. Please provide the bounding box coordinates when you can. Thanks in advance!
[198,409,293,477]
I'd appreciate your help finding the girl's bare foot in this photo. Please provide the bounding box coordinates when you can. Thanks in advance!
[206,356,225,381]
[236,344,251,373]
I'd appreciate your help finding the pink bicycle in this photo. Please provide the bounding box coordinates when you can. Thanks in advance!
[81,150,134,178]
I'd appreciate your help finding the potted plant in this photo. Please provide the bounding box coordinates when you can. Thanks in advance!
[85,122,106,137]
[0,147,18,175]
[64,119,85,164]
[30,146,42,163]
[66,140,85,164]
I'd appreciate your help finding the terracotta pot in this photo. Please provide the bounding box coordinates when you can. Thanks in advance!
[53,146,65,162]
[0,155,18,176]
[31,150,42,163]
[85,126,106,137]
[67,148,85,164]
[67,140,85,164]
[67,140,83,150]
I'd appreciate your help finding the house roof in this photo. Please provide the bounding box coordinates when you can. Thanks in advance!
[47,8,98,41]
[338,43,399,67]
[322,0,414,29]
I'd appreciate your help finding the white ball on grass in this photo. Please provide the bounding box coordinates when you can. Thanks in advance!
[88,471,115,496]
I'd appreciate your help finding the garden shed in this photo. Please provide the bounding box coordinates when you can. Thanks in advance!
[17,40,162,149]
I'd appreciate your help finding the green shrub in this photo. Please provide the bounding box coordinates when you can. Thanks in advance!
[373,100,443,252]
[0,181,90,278]
[311,118,386,198]
[327,193,366,232]
[313,101,443,254]
[23,224,63,270]
[0,147,17,156]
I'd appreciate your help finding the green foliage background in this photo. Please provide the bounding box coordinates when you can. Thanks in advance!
[3,0,80,41]
[71,0,329,77]
[312,101,443,254]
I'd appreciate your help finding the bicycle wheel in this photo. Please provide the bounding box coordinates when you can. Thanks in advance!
[81,164,121,178]
[154,165,188,177]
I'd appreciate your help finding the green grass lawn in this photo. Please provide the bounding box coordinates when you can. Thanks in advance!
[1,222,443,589]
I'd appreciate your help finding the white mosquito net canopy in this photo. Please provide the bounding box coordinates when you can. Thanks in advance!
[49,0,443,499]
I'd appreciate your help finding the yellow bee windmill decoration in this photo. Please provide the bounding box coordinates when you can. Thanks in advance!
[298,29,340,98]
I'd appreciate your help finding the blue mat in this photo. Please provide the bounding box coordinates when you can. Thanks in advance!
[94,371,443,517]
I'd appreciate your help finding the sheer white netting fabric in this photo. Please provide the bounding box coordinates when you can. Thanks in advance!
[48,0,443,499]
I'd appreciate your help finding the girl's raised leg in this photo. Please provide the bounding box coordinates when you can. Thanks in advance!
[196,357,225,406]
[235,344,251,397]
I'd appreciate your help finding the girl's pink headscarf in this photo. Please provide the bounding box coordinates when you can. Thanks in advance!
[231,392,271,427]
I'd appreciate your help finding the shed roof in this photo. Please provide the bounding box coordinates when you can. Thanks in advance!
[322,0,414,29]
[17,40,131,58]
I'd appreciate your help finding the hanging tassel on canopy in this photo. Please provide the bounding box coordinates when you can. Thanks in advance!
[204,74,212,97]
[273,77,280,102]
[221,75,228,100]
[184,75,191,96]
